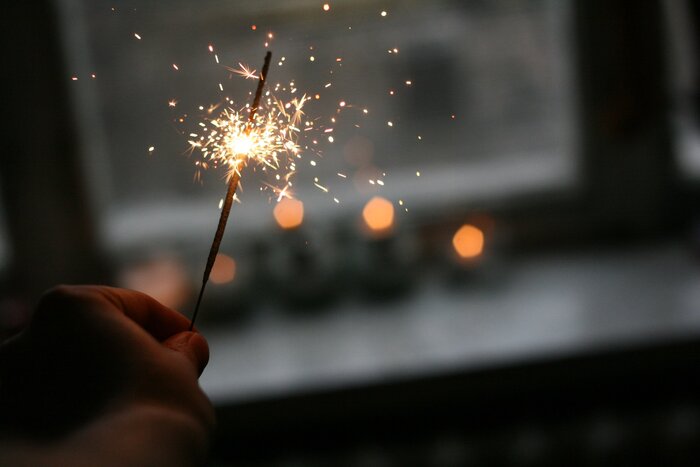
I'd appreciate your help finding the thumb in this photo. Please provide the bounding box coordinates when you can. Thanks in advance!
[163,331,209,376]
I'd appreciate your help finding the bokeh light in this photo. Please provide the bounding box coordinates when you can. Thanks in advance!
[210,253,236,284]
[453,224,484,259]
[273,198,305,229]
[120,255,190,309]
[362,196,394,233]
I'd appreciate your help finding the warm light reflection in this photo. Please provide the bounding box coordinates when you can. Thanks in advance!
[362,196,394,232]
[453,224,484,259]
[273,198,304,229]
[210,253,236,284]
[120,256,190,309]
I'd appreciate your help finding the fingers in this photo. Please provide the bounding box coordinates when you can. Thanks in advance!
[39,285,192,341]
[162,332,210,376]
[93,287,193,341]
[37,286,211,373]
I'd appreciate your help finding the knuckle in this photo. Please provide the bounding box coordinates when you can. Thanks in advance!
[39,284,80,304]
[33,285,93,326]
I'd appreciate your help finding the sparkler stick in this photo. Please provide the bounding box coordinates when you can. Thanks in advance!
[189,50,272,330]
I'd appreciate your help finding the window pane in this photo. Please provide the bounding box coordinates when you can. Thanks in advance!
[60,0,576,251]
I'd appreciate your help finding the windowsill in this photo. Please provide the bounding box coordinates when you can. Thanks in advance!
[199,241,700,404]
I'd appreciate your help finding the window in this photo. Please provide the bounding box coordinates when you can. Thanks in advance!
[55,0,583,399]
[59,0,577,254]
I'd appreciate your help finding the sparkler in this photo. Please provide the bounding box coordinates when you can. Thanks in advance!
[189,51,272,330]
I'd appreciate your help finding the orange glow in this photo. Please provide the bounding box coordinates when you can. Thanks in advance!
[273,198,304,229]
[453,224,484,259]
[120,256,190,309]
[362,196,394,232]
[210,254,236,284]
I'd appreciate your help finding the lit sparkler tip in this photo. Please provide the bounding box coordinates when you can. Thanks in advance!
[189,52,274,330]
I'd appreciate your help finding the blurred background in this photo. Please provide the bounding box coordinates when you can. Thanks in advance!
[2,0,700,465]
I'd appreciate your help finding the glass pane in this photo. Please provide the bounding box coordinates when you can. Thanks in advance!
[60,0,576,250]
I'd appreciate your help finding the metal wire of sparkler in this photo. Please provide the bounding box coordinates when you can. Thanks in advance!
[189,51,272,331]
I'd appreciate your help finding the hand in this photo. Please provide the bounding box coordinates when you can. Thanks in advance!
[0,285,215,467]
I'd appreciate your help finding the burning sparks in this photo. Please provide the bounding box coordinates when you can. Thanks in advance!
[188,87,311,197]
[178,25,418,217]
[228,63,258,79]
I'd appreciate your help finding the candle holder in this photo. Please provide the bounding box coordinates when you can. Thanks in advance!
[267,226,339,310]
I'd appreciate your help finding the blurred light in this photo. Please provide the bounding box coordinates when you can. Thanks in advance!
[229,133,254,155]
[274,198,304,229]
[210,253,236,284]
[453,224,484,259]
[362,196,394,232]
[120,255,190,309]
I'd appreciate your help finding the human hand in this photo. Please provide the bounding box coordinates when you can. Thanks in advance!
[0,285,215,467]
